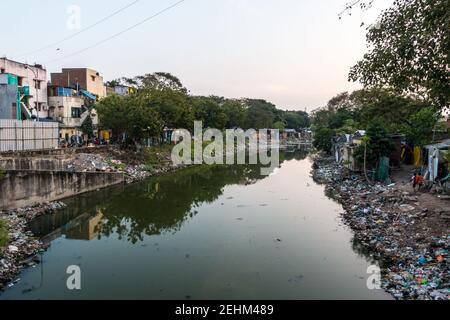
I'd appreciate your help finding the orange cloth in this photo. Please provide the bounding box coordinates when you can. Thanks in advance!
[415,176,424,185]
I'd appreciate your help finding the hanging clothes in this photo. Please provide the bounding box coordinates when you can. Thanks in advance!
[414,146,422,168]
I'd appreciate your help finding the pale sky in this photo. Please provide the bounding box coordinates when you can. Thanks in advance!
[1,0,393,111]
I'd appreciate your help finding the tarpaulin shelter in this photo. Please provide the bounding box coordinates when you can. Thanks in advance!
[424,140,450,182]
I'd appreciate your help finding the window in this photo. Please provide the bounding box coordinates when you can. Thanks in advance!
[17,77,23,86]
[71,107,81,118]
[91,75,96,82]
[0,68,5,73]
[34,80,41,89]
[34,102,43,111]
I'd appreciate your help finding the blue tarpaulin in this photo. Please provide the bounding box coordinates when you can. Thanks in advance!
[79,90,96,100]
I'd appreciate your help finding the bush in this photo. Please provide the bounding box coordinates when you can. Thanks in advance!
[0,219,9,251]
[354,121,395,168]
[313,127,334,153]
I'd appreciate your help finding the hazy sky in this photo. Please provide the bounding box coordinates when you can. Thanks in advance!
[1,0,393,111]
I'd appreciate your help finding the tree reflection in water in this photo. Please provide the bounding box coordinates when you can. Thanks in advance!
[30,150,309,244]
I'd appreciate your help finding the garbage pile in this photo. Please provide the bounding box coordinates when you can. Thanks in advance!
[66,152,185,184]
[66,153,152,183]
[0,202,67,290]
[313,156,449,300]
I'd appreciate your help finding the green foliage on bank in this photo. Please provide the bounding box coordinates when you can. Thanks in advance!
[312,0,448,162]
[354,121,395,168]
[96,73,310,145]
[145,144,174,168]
[0,219,9,252]
[311,88,444,160]
[349,0,449,110]
[80,113,95,139]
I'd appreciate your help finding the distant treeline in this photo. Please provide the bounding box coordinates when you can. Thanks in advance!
[97,73,310,143]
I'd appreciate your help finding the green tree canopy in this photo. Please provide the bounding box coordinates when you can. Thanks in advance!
[354,120,395,167]
[349,0,449,109]
[192,96,229,129]
[310,88,434,152]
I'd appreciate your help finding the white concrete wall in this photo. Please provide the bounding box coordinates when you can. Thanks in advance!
[48,96,98,129]
[0,58,48,119]
[48,96,84,119]
[0,119,59,152]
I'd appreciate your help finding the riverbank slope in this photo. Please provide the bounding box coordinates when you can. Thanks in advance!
[0,145,180,290]
[312,154,449,300]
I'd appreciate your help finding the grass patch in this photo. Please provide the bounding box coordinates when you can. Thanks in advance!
[145,144,174,167]
[106,159,127,172]
[0,167,5,181]
[0,219,9,253]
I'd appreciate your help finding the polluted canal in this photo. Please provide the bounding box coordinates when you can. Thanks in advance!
[0,152,391,299]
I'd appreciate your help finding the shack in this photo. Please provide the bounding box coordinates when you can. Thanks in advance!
[424,139,450,182]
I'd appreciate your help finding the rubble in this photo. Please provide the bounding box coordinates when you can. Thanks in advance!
[0,147,187,291]
[0,202,67,290]
[66,149,185,184]
[312,155,449,300]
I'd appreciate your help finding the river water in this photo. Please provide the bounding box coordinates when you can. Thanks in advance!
[1,152,390,299]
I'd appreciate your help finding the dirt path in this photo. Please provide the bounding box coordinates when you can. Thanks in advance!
[391,165,450,236]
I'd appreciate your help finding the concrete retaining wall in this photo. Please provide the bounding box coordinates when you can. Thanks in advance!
[0,170,124,210]
[0,157,69,171]
[0,145,110,157]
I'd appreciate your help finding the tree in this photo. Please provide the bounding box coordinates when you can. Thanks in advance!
[96,94,162,144]
[336,119,358,135]
[127,95,163,142]
[143,88,193,129]
[349,0,450,109]
[105,79,122,87]
[244,99,278,129]
[192,96,229,129]
[354,120,395,167]
[80,114,94,139]
[313,127,334,153]
[404,106,442,146]
[222,99,247,128]
[96,95,130,140]
[133,72,187,93]
[284,111,309,129]
[310,95,351,153]
[273,121,286,131]
[350,88,427,132]
[98,72,311,145]
[311,88,431,140]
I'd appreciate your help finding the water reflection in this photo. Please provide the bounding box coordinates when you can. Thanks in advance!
[30,150,309,244]
[4,148,392,300]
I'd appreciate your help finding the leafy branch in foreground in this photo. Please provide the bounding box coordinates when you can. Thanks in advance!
[349,0,449,109]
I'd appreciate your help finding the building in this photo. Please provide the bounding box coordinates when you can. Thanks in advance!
[106,85,134,97]
[47,85,99,141]
[281,129,297,141]
[332,131,365,171]
[0,58,48,120]
[423,139,450,183]
[65,211,104,241]
[51,68,106,99]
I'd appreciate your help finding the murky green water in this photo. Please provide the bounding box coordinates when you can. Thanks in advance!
[1,152,390,300]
